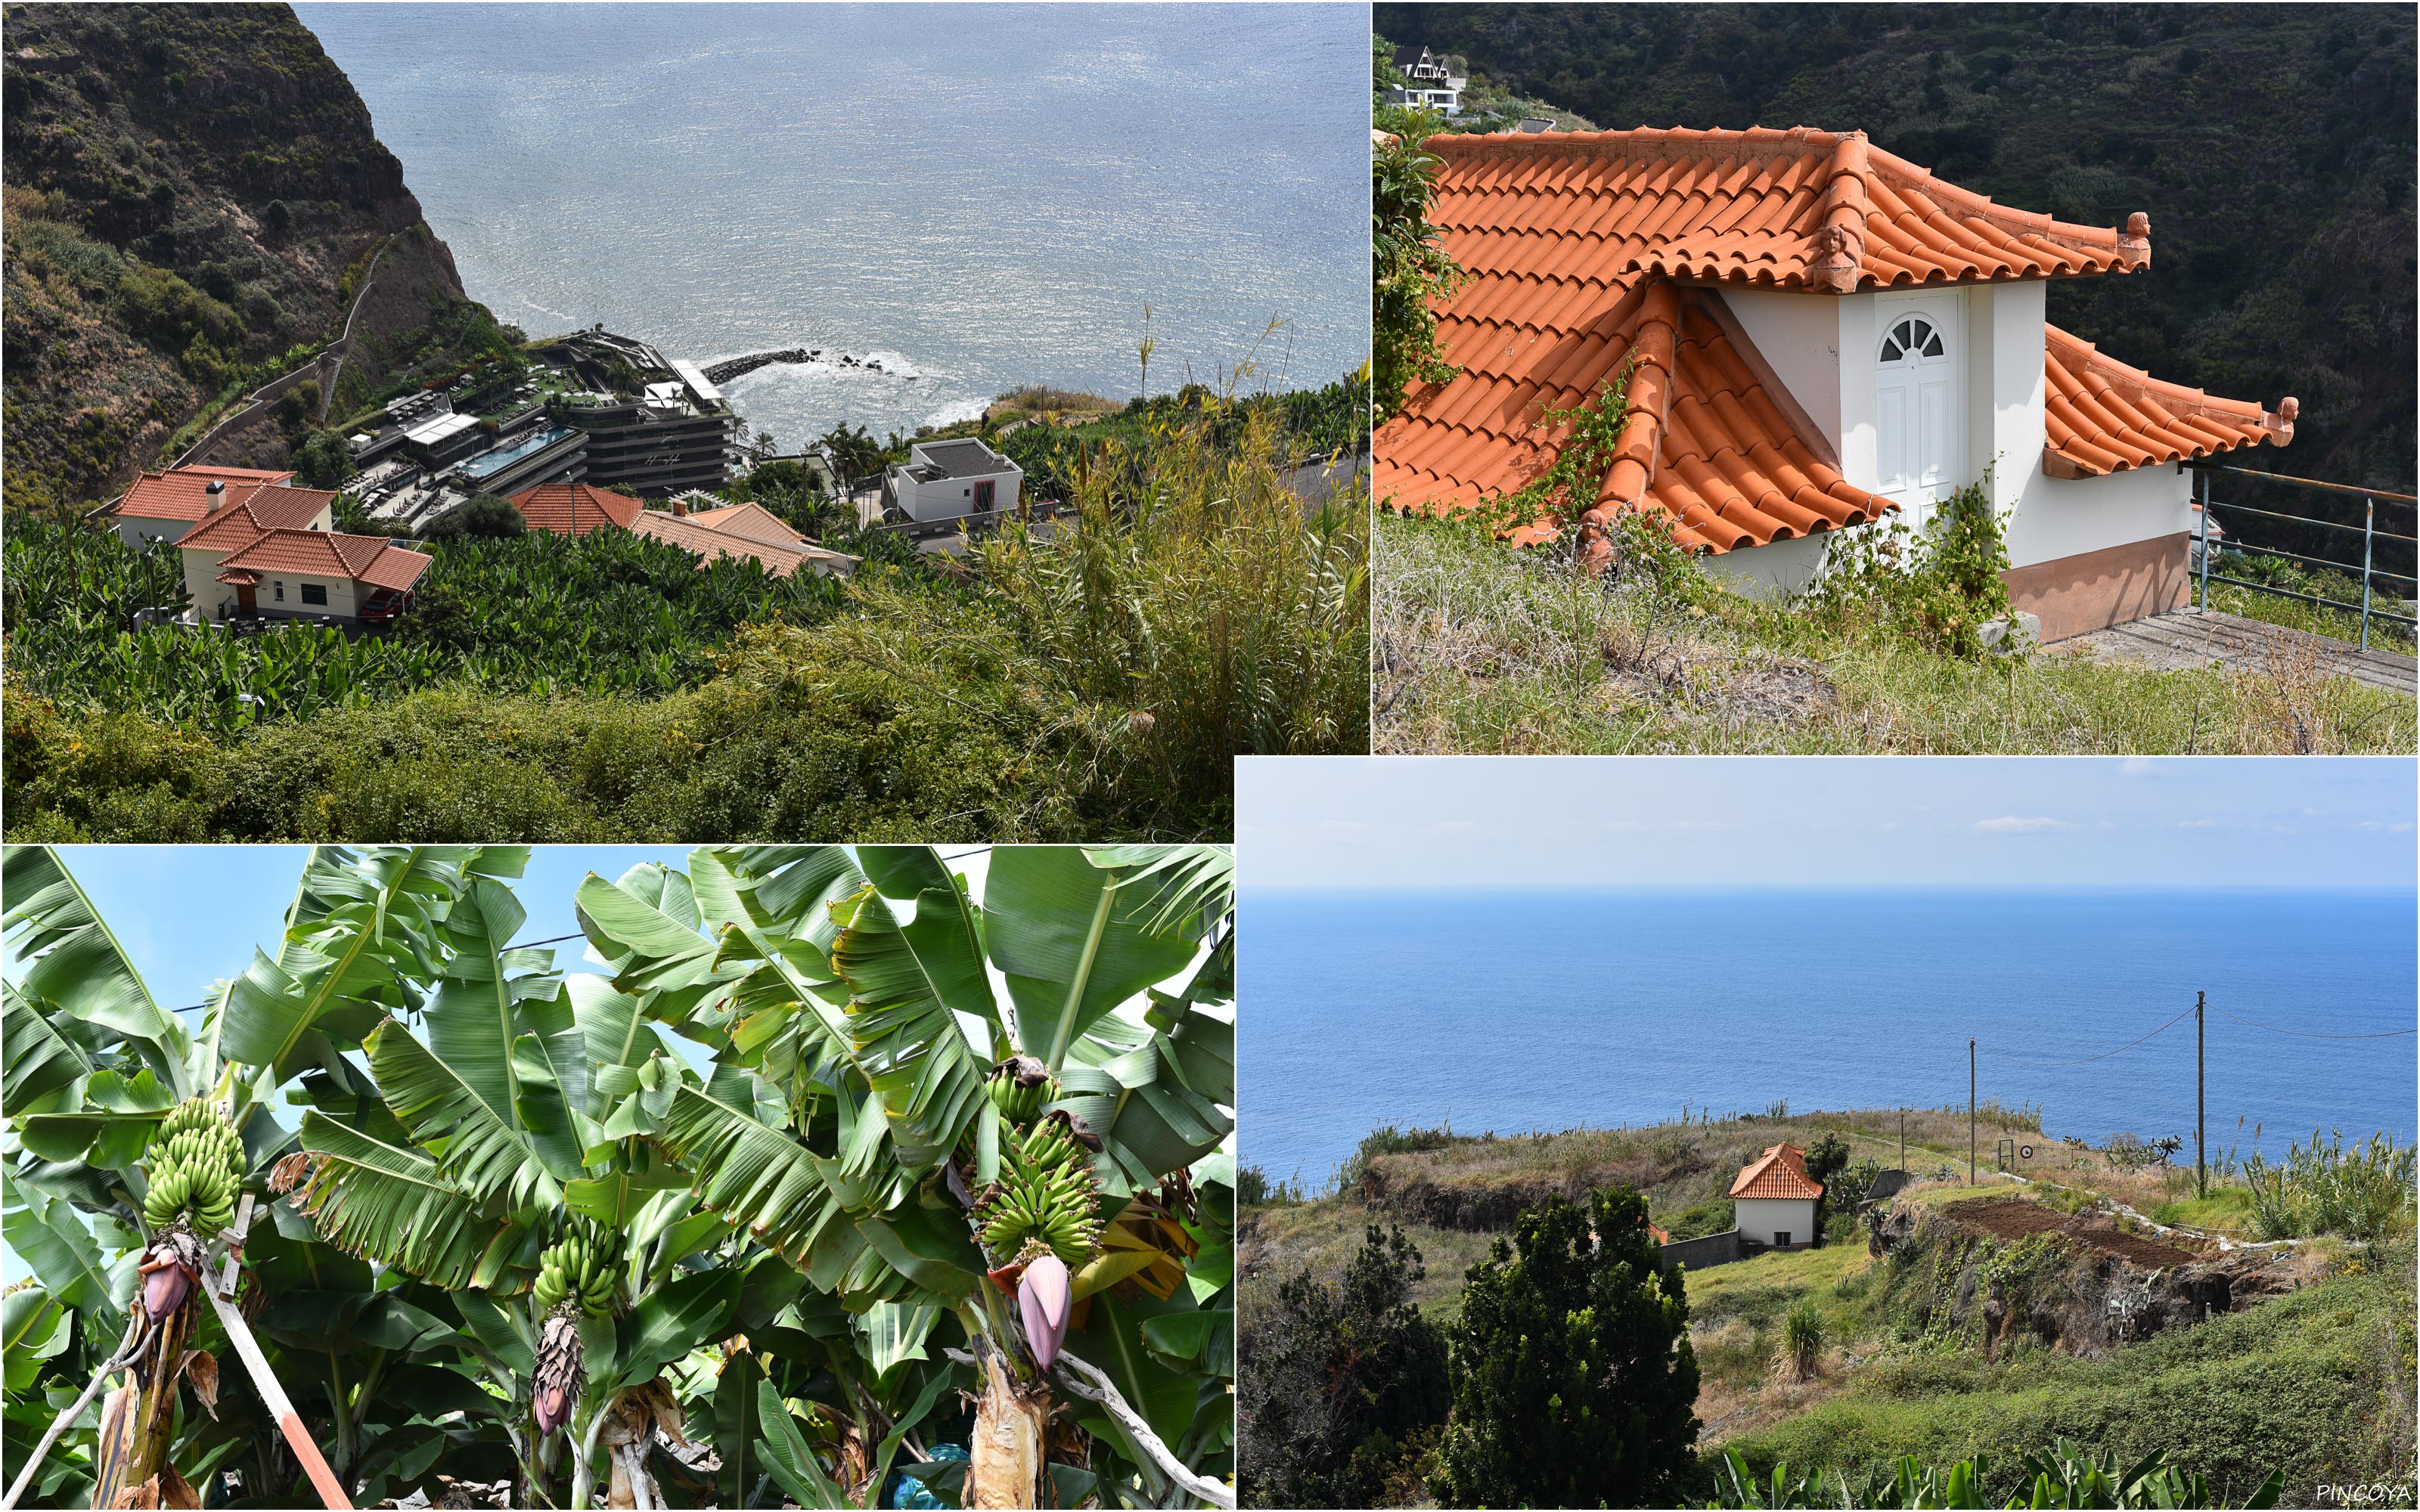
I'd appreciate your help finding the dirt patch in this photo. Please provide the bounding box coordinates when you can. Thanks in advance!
[1941,1197,2203,1269]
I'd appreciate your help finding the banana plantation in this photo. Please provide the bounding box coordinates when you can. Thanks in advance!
[0,843,1236,1508]
[1,523,857,733]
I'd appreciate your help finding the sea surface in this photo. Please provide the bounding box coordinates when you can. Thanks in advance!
[1243,888,2419,1188]
[299,3,1367,451]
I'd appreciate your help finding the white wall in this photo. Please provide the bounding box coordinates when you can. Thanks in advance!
[1968,280,2046,521]
[1708,279,2188,603]
[1699,531,1832,600]
[1736,1195,1819,1247]
[2005,458,2192,571]
[180,550,364,621]
[1721,289,1844,457]
[114,517,194,547]
[893,466,1023,524]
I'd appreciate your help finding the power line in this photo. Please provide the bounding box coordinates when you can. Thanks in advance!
[1981,1005,2195,1069]
[2217,1009,2415,1040]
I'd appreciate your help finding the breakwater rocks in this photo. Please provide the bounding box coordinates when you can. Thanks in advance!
[703,349,898,383]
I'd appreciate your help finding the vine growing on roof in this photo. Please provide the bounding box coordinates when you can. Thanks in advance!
[1373,127,1466,423]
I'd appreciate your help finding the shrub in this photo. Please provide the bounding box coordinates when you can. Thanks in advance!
[423,491,526,539]
[1240,1225,1450,1508]
[2242,1130,2416,1242]
[1801,480,2015,661]
[1432,1188,1700,1507]
[1373,127,1463,419]
[1339,1123,1460,1192]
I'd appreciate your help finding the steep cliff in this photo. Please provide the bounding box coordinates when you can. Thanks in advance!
[2,2,513,513]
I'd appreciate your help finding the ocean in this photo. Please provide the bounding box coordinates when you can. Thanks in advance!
[298,3,1367,452]
[1242,887,2419,1188]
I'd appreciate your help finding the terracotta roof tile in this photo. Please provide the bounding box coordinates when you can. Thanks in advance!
[1730,1143,1824,1201]
[216,530,432,592]
[1381,125,2291,553]
[1379,278,1892,555]
[2043,325,2294,479]
[175,489,336,553]
[687,500,808,549]
[628,510,813,577]
[510,482,643,536]
[112,466,299,523]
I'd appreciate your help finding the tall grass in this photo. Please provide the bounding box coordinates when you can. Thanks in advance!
[2241,1129,2416,1241]
[1375,511,2415,754]
[978,398,1369,828]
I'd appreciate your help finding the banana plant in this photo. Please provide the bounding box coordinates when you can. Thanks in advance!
[1,844,487,1507]
[255,864,758,1509]
[572,844,1236,1507]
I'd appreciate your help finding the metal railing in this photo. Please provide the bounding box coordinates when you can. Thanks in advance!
[2192,464,2417,651]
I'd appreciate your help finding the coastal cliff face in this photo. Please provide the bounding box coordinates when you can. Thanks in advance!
[2,2,503,511]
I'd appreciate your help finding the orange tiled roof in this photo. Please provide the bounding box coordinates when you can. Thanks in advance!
[113,466,299,523]
[216,530,432,592]
[1382,274,1894,554]
[1730,1142,1824,1201]
[1423,127,2140,310]
[687,500,807,549]
[628,510,814,577]
[1381,125,2292,555]
[510,482,643,537]
[2043,326,2295,479]
[176,491,336,553]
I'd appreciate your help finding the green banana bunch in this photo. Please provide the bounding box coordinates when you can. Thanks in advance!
[985,1058,1061,1126]
[141,1098,245,1237]
[976,1113,1101,1266]
[532,1216,621,1318]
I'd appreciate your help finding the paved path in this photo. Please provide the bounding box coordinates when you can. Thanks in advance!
[2059,606,2416,694]
[173,231,398,467]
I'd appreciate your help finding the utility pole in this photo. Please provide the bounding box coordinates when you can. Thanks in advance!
[1969,1039,1977,1186]
[1900,1109,1907,1173]
[2196,991,2207,1199]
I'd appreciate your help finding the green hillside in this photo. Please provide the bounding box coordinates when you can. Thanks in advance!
[1241,1110,2418,1505]
[2,2,513,513]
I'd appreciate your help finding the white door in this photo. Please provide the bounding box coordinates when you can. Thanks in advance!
[1872,296,1962,513]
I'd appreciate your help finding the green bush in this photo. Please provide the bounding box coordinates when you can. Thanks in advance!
[1432,1188,1701,1507]
[2242,1130,2416,1242]
[1239,1225,1450,1507]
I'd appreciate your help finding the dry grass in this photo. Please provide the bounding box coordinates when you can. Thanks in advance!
[987,386,1123,423]
[1375,513,2418,754]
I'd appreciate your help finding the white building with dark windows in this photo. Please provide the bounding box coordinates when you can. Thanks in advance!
[1388,45,1466,116]
[1730,1142,1824,1252]
[882,438,1024,525]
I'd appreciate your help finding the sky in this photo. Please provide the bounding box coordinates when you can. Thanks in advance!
[1236,756,2419,890]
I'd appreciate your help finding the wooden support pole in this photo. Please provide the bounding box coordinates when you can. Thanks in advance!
[1969,1040,1977,1186]
[203,1284,353,1509]
[2196,991,2207,1199]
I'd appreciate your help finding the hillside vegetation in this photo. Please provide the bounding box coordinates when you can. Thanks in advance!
[1243,1105,2048,1328]
[2,2,517,513]
[1373,2,2416,513]
[1377,510,2416,754]
[1240,1108,2417,1504]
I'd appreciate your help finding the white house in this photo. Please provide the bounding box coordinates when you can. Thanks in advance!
[1375,126,2298,641]
[1730,1142,1824,1251]
[883,438,1023,526]
[1388,45,1466,116]
[175,487,430,627]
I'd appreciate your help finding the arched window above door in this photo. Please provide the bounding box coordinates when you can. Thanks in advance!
[1879,314,1945,364]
